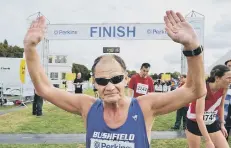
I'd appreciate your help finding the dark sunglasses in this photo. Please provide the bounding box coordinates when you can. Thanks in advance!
[95,75,124,86]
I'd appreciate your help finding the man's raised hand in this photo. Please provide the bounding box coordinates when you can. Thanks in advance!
[24,16,46,49]
[164,10,200,50]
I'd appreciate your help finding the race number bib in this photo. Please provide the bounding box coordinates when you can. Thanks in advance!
[90,138,134,148]
[155,85,162,91]
[203,111,217,125]
[163,85,167,92]
[136,83,148,94]
[76,83,81,88]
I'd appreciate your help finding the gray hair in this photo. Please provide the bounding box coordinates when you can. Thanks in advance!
[91,54,126,76]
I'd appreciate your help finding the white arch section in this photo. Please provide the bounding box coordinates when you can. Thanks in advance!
[40,11,204,75]
[206,49,231,74]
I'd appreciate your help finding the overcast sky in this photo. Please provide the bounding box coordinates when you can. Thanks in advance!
[1,0,231,73]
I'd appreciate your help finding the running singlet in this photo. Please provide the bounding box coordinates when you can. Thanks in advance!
[86,98,150,148]
[187,83,223,125]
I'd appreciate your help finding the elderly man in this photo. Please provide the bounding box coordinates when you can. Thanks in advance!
[23,10,206,147]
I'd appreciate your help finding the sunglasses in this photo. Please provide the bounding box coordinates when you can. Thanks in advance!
[95,75,124,86]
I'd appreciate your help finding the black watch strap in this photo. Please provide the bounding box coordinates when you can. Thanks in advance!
[183,46,203,57]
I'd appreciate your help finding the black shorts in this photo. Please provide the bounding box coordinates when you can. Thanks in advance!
[186,118,221,136]
[75,91,82,94]
[155,91,162,93]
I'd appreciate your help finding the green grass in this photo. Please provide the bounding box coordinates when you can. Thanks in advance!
[0,103,176,133]
[0,88,178,133]
[0,103,85,133]
[0,139,189,148]
[0,89,231,147]
[2,139,230,148]
[83,88,95,97]
[0,105,19,111]
[152,111,176,131]
[0,144,84,148]
[1,139,230,148]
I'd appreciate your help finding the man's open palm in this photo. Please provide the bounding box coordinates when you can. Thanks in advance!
[164,10,198,47]
[24,16,46,47]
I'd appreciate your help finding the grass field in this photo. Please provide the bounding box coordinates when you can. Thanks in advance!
[0,105,19,111]
[0,139,205,148]
[0,88,230,147]
[0,88,177,133]
[4,139,230,148]
[0,102,177,133]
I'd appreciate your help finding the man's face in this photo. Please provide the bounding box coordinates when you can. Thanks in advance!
[180,76,186,83]
[94,57,126,103]
[140,67,150,78]
[77,73,81,79]
[226,61,231,70]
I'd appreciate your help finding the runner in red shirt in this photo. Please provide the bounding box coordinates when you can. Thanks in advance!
[128,63,154,98]
[186,65,231,148]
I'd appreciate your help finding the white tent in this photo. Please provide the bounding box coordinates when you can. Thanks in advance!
[206,49,231,74]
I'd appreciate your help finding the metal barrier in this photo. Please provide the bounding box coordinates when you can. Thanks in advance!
[0,83,34,107]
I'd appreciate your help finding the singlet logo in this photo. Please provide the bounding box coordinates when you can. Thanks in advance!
[90,132,135,148]
[132,115,138,121]
[91,139,134,148]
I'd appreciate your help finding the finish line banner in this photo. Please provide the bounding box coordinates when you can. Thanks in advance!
[46,18,203,40]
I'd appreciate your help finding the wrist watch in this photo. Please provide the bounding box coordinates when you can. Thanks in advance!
[183,46,203,57]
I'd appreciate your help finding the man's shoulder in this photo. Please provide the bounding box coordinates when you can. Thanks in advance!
[147,76,153,80]
[130,74,139,81]
[81,96,98,119]
[131,74,138,78]
[147,76,154,83]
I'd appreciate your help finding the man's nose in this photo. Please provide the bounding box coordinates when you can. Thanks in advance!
[105,82,115,90]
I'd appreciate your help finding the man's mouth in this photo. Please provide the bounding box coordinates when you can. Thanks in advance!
[105,93,118,96]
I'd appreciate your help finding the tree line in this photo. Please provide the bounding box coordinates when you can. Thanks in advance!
[0,39,24,58]
[1,39,180,81]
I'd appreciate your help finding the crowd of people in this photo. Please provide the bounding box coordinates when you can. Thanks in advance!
[124,60,231,147]
[24,10,231,147]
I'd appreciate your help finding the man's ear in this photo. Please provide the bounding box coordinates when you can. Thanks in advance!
[125,75,128,81]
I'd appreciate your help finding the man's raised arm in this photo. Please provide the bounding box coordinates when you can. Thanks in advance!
[139,10,207,116]
[24,16,94,115]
